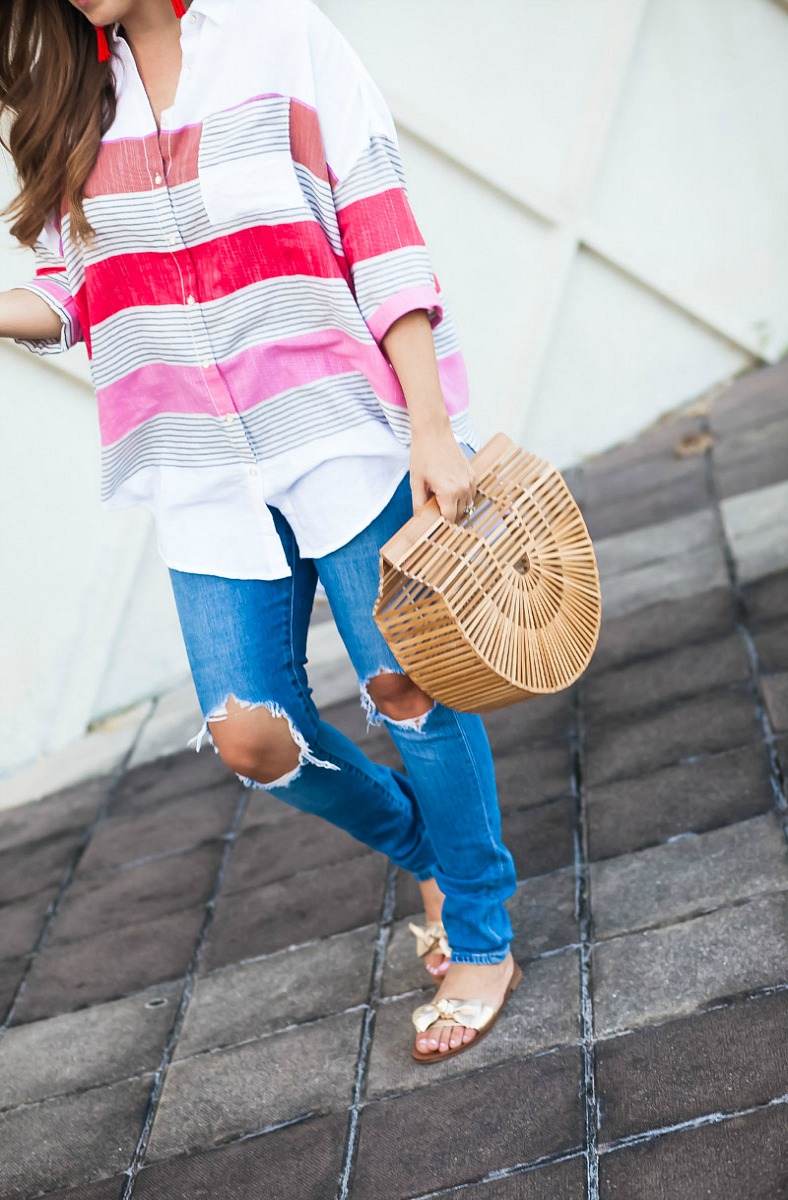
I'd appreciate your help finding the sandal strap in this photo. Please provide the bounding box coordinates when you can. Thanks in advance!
[408,920,451,959]
[411,996,494,1033]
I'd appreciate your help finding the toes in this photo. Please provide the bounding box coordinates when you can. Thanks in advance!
[462,1027,477,1043]
[448,1026,465,1049]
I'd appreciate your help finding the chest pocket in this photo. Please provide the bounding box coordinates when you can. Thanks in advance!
[198,95,304,225]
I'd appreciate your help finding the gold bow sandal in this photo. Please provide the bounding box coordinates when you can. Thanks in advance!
[410,959,523,1063]
[408,920,451,973]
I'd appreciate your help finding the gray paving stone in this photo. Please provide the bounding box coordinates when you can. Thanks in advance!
[593,892,788,1036]
[587,587,737,675]
[584,474,710,541]
[593,510,728,621]
[597,990,788,1142]
[0,779,107,853]
[598,1103,788,1200]
[584,633,750,726]
[763,672,788,732]
[134,1112,347,1200]
[111,748,236,813]
[381,870,576,999]
[714,414,788,499]
[721,481,788,584]
[586,744,775,860]
[0,1076,150,1198]
[32,1178,125,1200]
[0,957,25,1023]
[582,450,707,509]
[49,842,224,946]
[590,813,788,939]
[354,1049,583,1199]
[147,1008,363,1161]
[177,926,376,1058]
[584,689,761,787]
[202,852,387,972]
[12,905,203,1024]
[0,832,80,905]
[754,621,788,673]
[496,741,574,811]
[0,888,54,960]
[367,950,580,1099]
[221,810,370,896]
[483,692,575,746]
[79,788,239,873]
[741,569,788,625]
[584,414,706,472]
[708,361,787,435]
[0,982,179,1108]
[443,1158,587,1200]
[502,796,576,880]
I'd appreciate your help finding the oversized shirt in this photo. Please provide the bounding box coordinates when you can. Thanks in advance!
[15,0,478,578]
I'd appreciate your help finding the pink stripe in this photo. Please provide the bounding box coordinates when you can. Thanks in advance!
[366,284,444,344]
[97,331,469,445]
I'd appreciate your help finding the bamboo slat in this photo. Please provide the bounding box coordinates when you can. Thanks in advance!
[372,433,602,712]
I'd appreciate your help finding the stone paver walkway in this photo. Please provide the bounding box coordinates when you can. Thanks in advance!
[1,363,787,1200]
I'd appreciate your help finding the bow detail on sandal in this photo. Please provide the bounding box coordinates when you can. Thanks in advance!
[408,920,451,960]
[411,995,495,1034]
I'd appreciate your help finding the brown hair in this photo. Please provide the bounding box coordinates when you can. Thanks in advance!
[0,0,118,248]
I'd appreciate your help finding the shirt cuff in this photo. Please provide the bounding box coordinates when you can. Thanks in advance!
[12,280,82,356]
[366,284,444,345]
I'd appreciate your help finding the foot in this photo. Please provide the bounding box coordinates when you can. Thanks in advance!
[416,877,451,976]
[414,952,517,1056]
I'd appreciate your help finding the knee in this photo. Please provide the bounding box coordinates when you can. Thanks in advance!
[365,672,434,723]
[208,697,302,784]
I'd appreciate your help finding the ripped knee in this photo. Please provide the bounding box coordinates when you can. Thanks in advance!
[188,696,338,789]
[361,670,436,732]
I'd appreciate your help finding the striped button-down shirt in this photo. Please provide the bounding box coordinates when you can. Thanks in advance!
[15,0,476,578]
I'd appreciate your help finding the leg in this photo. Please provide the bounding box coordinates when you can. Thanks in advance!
[316,473,520,1053]
[167,508,439,879]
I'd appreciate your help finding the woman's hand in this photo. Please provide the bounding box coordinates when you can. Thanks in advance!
[409,426,476,523]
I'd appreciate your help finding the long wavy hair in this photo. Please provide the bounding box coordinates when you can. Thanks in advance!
[0,0,118,247]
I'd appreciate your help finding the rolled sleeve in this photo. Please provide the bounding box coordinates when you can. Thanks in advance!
[13,221,83,356]
[308,5,444,344]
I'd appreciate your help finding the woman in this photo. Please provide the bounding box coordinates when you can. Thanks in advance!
[0,0,521,1062]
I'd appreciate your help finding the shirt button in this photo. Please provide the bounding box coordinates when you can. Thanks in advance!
[201,360,211,369]
[248,467,258,476]
[154,172,163,185]
[168,234,178,246]
[186,295,196,305]
[222,413,234,421]
[189,12,196,20]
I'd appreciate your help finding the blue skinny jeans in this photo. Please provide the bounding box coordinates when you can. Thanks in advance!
[168,472,517,964]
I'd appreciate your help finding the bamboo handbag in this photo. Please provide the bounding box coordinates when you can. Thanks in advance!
[372,433,602,713]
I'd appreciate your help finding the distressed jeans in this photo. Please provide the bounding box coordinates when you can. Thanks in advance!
[168,471,517,964]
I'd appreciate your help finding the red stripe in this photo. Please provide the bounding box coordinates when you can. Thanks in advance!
[35,266,66,277]
[335,189,424,264]
[289,100,328,183]
[83,223,348,325]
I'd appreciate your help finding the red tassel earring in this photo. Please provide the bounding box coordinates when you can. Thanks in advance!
[96,26,111,62]
[170,0,188,16]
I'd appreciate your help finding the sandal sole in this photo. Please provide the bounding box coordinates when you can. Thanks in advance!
[411,959,523,1064]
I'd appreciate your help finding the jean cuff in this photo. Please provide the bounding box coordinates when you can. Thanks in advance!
[449,947,512,965]
[411,863,441,883]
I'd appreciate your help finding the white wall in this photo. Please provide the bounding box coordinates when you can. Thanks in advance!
[1,0,786,774]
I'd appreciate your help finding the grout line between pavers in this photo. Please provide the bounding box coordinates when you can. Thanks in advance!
[402,1147,587,1199]
[597,1090,788,1156]
[119,786,248,1199]
[335,858,398,1200]
[700,427,788,844]
[571,685,600,1200]
[0,699,160,1041]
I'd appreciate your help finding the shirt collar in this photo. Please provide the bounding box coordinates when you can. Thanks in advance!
[186,0,228,23]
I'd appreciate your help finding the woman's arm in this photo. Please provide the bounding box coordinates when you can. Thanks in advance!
[0,288,64,341]
[382,309,476,524]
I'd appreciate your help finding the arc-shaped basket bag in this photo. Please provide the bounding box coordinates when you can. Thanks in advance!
[372,433,602,713]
